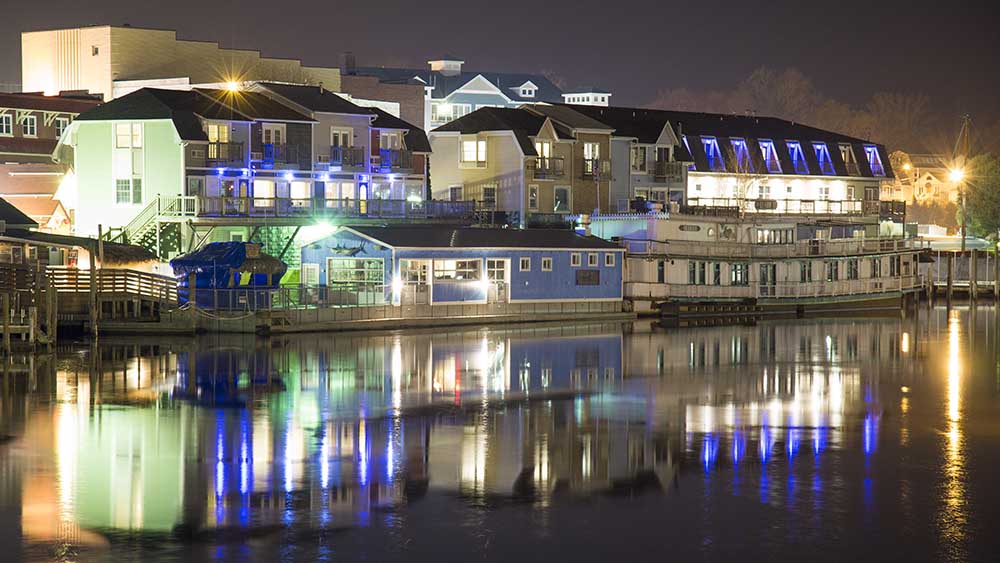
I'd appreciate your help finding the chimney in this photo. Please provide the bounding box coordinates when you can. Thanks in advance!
[341,52,357,75]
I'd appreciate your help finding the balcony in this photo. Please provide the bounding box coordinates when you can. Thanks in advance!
[329,146,367,170]
[156,195,475,221]
[251,143,300,168]
[685,197,865,215]
[205,142,244,165]
[374,149,414,172]
[581,159,611,181]
[531,156,565,180]
[653,160,685,182]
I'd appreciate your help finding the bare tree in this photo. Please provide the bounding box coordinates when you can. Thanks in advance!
[866,92,931,151]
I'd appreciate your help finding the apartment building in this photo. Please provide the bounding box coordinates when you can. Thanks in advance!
[429,106,614,222]
[0,91,101,232]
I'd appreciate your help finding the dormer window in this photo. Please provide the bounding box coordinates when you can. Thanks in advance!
[786,141,809,175]
[701,137,725,172]
[519,82,538,98]
[730,138,753,172]
[759,140,781,173]
[839,143,860,175]
[864,145,886,176]
[812,142,836,175]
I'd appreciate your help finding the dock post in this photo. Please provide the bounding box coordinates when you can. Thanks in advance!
[89,244,98,338]
[946,252,954,303]
[971,249,978,301]
[47,280,57,349]
[2,293,10,356]
[995,250,1000,301]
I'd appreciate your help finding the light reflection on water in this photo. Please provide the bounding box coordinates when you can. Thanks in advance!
[1,308,998,562]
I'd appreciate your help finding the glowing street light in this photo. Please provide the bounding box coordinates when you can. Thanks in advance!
[225,81,241,92]
[949,168,965,183]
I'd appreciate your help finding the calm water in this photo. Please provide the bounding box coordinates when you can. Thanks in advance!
[3,307,1000,562]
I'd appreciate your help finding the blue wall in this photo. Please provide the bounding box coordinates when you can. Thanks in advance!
[300,231,624,303]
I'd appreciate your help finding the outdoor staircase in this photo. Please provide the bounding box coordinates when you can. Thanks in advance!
[103,197,185,260]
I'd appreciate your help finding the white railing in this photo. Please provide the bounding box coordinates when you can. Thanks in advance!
[626,275,923,301]
[623,237,928,259]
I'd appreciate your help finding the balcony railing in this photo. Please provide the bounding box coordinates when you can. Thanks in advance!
[155,196,474,221]
[625,275,923,301]
[581,159,611,180]
[531,156,565,179]
[654,160,686,181]
[329,146,367,169]
[374,149,413,172]
[206,142,244,164]
[620,236,927,260]
[685,198,866,215]
[252,143,300,167]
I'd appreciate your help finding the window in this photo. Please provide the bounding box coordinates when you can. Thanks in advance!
[847,185,856,200]
[713,262,721,285]
[554,186,571,213]
[864,145,886,176]
[21,115,37,137]
[528,185,538,210]
[0,114,11,136]
[871,257,882,278]
[55,117,69,138]
[800,261,813,283]
[327,258,384,285]
[431,103,471,123]
[535,140,552,158]
[818,186,830,200]
[330,128,352,148]
[433,259,481,281]
[630,145,648,172]
[701,137,725,172]
[889,255,901,277]
[812,142,836,175]
[262,123,284,145]
[758,140,781,173]
[519,257,531,271]
[449,185,463,201]
[604,253,615,267]
[571,253,582,267]
[657,260,666,283]
[290,181,311,206]
[115,178,142,205]
[730,138,753,172]
[840,144,860,175]
[461,137,487,165]
[587,253,598,267]
[91,46,100,56]
[689,261,708,285]
[759,184,771,199]
[520,87,536,97]
[541,257,553,271]
[115,123,142,148]
[847,259,859,280]
[206,123,229,143]
[253,180,276,207]
[379,131,401,150]
[825,260,840,282]
[482,186,497,209]
[786,141,809,174]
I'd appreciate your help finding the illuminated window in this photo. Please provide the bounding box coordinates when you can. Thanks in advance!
[701,137,726,172]
[115,123,142,148]
[786,141,809,174]
[630,145,647,172]
[460,138,487,165]
[812,142,836,175]
[730,138,753,172]
[864,145,886,176]
[758,139,782,173]
[449,185,463,201]
[433,259,481,281]
[840,144,860,175]
[528,185,538,209]
[481,186,497,209]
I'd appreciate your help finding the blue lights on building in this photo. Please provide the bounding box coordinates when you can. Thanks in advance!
[786,141,810,175]
[812,142,836,175]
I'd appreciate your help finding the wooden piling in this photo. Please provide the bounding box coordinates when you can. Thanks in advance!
[946,252,954,303]
[89,244,98,338]
[971,249,978,301]
[46,280,57,349]
[995,250,1000,301]
[2,293,10,356]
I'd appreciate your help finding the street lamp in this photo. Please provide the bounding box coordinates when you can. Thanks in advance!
[951,168,967,251]
[949,168,965,183]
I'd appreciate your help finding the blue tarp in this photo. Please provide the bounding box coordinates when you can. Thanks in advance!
[170,242,287,308]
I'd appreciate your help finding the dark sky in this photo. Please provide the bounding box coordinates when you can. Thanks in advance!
[3,0,999,123]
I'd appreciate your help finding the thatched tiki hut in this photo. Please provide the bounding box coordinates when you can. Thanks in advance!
[170,242,287,309]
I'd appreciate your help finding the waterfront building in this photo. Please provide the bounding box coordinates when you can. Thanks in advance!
[565,104,896,216]
[299,225,625,306]
[429,106,615,221]
[590,210,923,314]
[345,55,609,132]
[0,91,101,232]
[55,86,460,266]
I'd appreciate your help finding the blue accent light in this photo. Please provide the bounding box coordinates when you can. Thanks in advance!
[730,139,753,172]
[732,432,745,464]
[216,167,225,176]
[813,426,826,456]
[864,145,886,176]
[812,142,836,175]
[786,141,810,174]
[283,171,295,182]
[787,428,800,459]
[759,427,772,463]
[758,140,782,173]
[701,136,726,172]
[863,413,876,456]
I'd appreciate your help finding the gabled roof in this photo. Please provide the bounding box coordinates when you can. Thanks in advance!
[368,108,431,153]
[432,107,549,155]
[0,198,40,229]
[352,67,563,103]
[564,104,894,178]
[525,104,614,132]
[73,88,240,141]
[257,82,373,116]
[195,89,315,122]
[0,92,101,113]
[346,226,622,250]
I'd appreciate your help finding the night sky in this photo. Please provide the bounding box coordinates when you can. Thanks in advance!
[3,0,998,124]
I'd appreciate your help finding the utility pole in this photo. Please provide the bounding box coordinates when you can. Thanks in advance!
[955,115,972,252]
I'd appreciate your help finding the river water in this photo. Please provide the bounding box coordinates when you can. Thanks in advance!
[3,306,1000,562]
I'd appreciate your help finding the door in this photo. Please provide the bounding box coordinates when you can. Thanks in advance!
[759,263,776,297]
[486,259,508,303]
[399,259,429,305]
